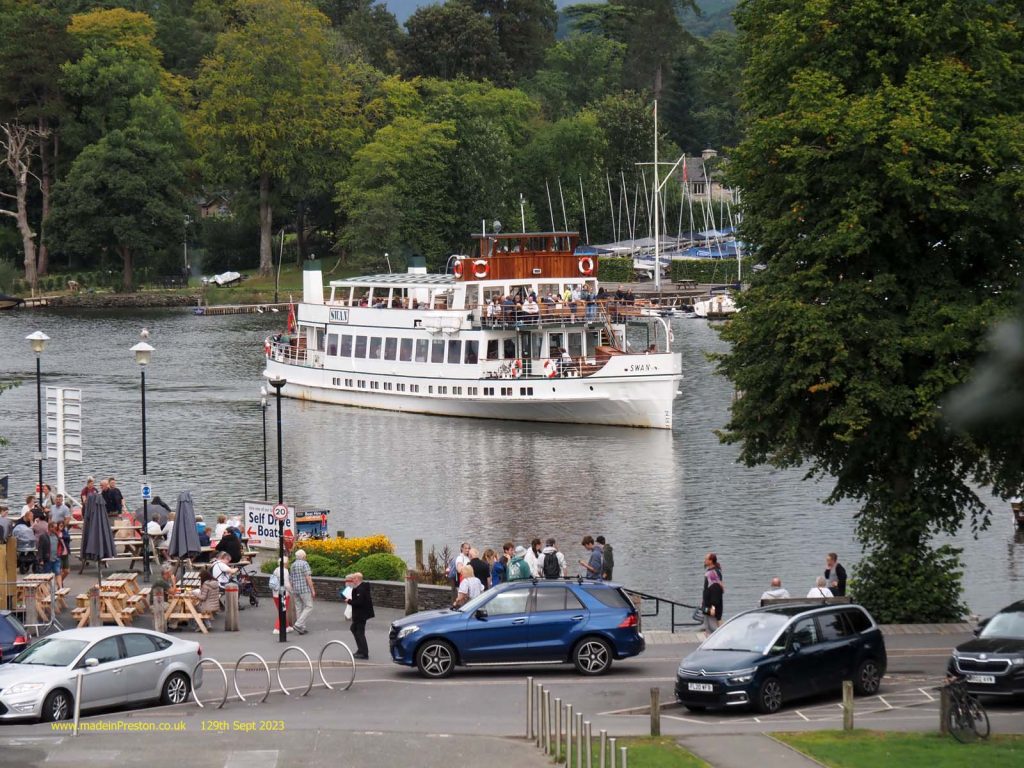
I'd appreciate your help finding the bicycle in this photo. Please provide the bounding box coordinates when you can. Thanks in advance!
[942,675,990,743]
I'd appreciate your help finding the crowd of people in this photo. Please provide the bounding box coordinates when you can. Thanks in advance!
[446,534,615,607]
[0,485,77,587]
[699,551,850,635]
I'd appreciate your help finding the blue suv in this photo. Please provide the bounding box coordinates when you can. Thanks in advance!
[389,580,645,678]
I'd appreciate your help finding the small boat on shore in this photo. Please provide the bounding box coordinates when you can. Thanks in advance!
[693,292,738,319]
[0,293,23,310]
[262,229,682,429]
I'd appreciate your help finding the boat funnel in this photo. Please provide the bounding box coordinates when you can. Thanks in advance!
[303,258,324,304]
[407,255,427,275]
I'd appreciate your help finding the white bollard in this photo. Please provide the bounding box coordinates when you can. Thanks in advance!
[599,729,607,768]
[566,704,573,768]
[576,712,583,768]
[609,737,617,768]
[526,676,534,739]
[620,746,627,768]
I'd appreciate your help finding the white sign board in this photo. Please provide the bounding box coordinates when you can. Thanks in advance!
[45,387,83,462]
[243,500,295,549]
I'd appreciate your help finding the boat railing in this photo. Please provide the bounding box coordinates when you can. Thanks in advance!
[474,299,656,329]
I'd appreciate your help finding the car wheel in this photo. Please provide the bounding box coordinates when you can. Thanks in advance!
[573,637,613,675]
[42,689,72,722]
[161,672,191,705]
[755,677,783,714]
[416,640,456,679]
[853,658,881,696]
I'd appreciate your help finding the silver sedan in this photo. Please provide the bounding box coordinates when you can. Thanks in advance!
[0,627,203,722]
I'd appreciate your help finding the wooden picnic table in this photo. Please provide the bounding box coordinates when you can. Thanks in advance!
[16,575,66,621]
[164,591,210,634]
[74,589,135,627]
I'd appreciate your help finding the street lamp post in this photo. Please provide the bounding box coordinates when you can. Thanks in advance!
[269,376,287,642]
[131,332,155,583]
[26,331,49,509]
[260,386,268,501]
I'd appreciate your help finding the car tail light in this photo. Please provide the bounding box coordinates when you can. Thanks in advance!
[14,636,28,646]
[618,614,638,628]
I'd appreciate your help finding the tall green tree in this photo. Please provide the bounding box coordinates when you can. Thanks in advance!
[399,1,509,83]
[566,0,697,98]
[664,31,743,153]
[192,0,357,275]
[471,0,557,82]
[527,33,625,120]
[718,0,1024,622]
[47,92,187,290]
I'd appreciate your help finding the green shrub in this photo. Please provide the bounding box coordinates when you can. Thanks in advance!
[851,543,967,623]
[259,559,276,574]
[669,258,752,284]
[0,259,19,293]
[345,553,407,581]
[306,553,346,578]
[597,256,634,283]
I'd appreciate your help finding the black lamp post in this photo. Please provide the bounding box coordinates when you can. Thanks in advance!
[260,386,268,501]
[131,332,154,583]
[26,331,49,509]
[269,376,287,641]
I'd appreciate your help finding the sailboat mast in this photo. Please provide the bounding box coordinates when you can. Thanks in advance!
[654,100,661,292]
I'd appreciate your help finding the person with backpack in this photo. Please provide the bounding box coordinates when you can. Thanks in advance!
[507,545,533,581]
[539,538,567,579]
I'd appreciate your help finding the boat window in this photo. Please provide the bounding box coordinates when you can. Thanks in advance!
[510,284,532,302]
[464,340,479,364]
[384,337,398,361]
[586,331,600,355]
[369,337,382,359]
[529,334,542,360]
[355,336,367,357]
[431,339,445,363]
[340,334,353,357]
[486,340,499,360]
[314,328,325,351]
[483,287,504,306]
[415,339,428,363]
[447,340,462,364]
[568,332,583,358]
[503,338,516,360]
[548,333,564,358]
[327,334,339,356]
[400,338,413,362]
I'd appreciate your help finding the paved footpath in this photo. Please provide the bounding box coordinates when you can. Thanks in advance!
[681,734,823,768]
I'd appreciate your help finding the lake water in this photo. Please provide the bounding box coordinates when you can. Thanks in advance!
[1,308,1020,619]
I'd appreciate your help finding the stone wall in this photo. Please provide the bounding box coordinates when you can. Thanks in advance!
[251,573,453,612]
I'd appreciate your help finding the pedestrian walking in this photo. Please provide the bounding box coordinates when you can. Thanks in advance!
[269,556,291,635]
[345,572,374,659]
[702,568,724,635]
[468,548,489,586]
[539,538,567,579]
[824,552,847,596]
[290,549,316,634]
[484,548,504,587]
[578,535,603,579]
[524,538,543,578]
[453,565,484,607]
[507,545,532,581]
[596,535,614,580]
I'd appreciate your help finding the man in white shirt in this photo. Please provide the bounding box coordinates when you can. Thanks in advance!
[211,552,238,588]
[760,577,791,601]
[49,495,71,525]
[807,576,834,598]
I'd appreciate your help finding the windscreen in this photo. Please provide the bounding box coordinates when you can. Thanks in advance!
[13,638,89,667]
[701,613,790,653]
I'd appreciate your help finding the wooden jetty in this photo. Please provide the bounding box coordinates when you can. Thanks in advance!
[194,303,288,316]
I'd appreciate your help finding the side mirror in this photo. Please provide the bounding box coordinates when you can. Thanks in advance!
[974,617,989,636]
[84,658,99,668]
[474,609,488,621]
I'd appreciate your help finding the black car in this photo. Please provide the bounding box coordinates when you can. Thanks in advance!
[949,600,1024,698]
[0,610,30,663]
[675,603,887,714]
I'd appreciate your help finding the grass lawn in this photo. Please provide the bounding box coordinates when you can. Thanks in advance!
[553,737,709,768]
[777,730,1024,768]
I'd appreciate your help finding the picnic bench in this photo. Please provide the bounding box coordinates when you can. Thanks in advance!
[73,590,136,627]
[164,591,212,634]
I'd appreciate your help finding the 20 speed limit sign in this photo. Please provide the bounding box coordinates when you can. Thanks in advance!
[272,503,289,522]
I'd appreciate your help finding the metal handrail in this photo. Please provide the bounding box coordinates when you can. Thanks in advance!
[622,588,703,633]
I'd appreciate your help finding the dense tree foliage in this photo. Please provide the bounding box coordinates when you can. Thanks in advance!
[717,0,1024,622]
[0,0,756,286]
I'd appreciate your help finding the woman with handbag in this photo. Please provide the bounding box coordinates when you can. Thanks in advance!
[702,568,724,636]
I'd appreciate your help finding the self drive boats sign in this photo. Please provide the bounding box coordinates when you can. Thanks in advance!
[244,500,295,548]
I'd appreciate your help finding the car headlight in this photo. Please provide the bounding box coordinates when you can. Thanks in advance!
[1010,657,1024,667]
[727,669,756,685]
[398,625,420,640]
[6,682,46,696]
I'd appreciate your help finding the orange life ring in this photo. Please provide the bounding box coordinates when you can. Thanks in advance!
[510,359,523,378]
[472,260,490,279]
[542,359,558,378]
[453,260,464,278]
[578,256,595,276]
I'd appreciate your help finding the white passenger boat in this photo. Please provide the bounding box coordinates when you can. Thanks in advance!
[262,230,682,428]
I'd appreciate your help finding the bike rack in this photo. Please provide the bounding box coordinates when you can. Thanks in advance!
[276,646,314,697]
[192,658,229,709]
[317,640,356,692]
[233,652,272,704]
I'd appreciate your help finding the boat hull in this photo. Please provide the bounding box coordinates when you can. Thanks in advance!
[263,358,678,429]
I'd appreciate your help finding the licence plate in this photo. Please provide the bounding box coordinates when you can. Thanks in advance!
[688,682,714,692]
[966,675,996,684]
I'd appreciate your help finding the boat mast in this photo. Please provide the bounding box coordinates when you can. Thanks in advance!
[654,99,661,292]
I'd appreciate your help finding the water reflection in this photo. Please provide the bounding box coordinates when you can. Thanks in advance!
[0,308,1018,617]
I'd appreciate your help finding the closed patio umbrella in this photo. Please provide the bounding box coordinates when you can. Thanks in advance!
[80,492,115,584]
[169,490,201,564]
